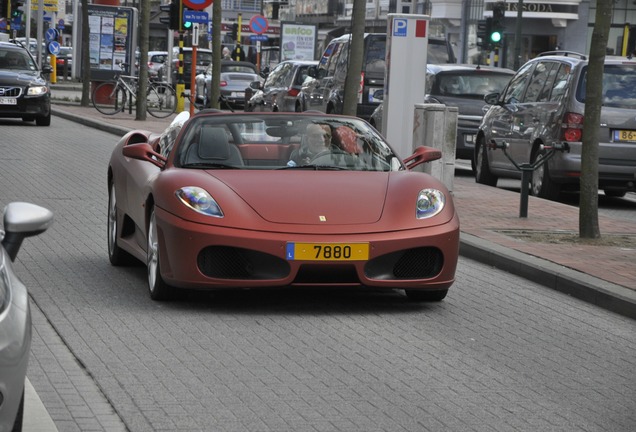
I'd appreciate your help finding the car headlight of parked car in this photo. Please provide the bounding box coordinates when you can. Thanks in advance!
[176,187,224,217]
[27,86,48,96]
[416,189,445,219]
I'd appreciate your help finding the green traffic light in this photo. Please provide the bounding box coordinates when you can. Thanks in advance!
[490,31,502,43]
[183,21,192,29]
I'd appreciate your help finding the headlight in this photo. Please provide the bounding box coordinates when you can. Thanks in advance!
[27,86,48,96]
[176,187,224,217]
[416,189,445,219]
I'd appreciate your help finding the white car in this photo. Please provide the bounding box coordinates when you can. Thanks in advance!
[0,202,53,431]
[194,60,259,109]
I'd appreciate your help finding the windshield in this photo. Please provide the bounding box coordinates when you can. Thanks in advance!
[435,71,513,96]
[578,64,636,109]
[0,48,37,70]
[174,114,401,172]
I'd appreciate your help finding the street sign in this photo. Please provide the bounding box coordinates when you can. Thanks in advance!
[182,0,213,11]
[250,34,268,42]
[183,10,208,24]
[45,28,59,43]
[48,41,60,55]
[249,15,268,35]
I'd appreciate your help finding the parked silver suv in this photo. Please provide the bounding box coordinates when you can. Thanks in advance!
[475,51,636,200]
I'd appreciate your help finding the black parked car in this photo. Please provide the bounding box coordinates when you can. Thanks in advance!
[370,64,514,167]
[0,41,52,126]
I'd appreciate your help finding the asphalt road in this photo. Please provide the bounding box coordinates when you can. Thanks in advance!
[2,116,634,431]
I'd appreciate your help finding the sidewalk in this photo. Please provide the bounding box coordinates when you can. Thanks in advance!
[50,99,636,320]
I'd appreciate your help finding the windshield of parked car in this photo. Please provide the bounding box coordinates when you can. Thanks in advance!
[0,48,36,70]
[175,114,402,172]
[578,64,636,109]
[435,71,513,97]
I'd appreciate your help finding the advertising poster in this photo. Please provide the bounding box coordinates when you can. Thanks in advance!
[82,4,138,81]
[280,23,317,61]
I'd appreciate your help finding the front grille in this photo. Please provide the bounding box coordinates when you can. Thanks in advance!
[365,247,444,280]
[197,246,289,279]
[0,86,22,97]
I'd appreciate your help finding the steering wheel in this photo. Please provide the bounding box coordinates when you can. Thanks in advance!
[309,149,348,165]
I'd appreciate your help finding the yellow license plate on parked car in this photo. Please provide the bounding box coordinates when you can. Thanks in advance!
[286,242,369,261]
[613,129,636,142]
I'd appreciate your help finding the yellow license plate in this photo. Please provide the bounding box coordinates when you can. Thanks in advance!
[613,129,636,142]
[286,242,369,261]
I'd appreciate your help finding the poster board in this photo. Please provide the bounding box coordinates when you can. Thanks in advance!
[280,22,317,61]
[77,4,138,81]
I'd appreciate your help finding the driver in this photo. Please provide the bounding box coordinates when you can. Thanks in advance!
[287,124,332,166]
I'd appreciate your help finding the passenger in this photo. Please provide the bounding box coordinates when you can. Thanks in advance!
[287,124,332,166]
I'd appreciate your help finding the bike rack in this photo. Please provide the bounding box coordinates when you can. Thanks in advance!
[489,139,569,217]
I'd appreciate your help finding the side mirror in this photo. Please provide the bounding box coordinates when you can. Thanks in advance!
[2,202,53,262]
[42,65,53,74]
[249,80,262,90]
[484,92,500,105]
[122,143,167,169]
[403,146,442,170]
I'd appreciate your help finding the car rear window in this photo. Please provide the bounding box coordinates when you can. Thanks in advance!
[364,36,387,75]
[435,71,513,96]
[578,64,636,109]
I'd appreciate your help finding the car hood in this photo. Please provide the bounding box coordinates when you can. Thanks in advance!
[212,171,387,225]
[0,69,47,87]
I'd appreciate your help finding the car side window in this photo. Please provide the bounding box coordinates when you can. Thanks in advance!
[327,43,347,76]
[318,42,338,78]
[549,64,571,102]
[503,62,534,104]
[333,42,349,84]
[263,63,283,87]
[524,62,554,103]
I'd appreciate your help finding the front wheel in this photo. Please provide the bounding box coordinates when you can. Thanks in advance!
[92,82,127,115]
[146,83,176,118]
[147,208,175,301]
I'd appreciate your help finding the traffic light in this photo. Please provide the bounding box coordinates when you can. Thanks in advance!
[159,0,180,31]
[477,18,492,50]
[183,8,192,30]
[490,1,506,46]
[229,23,238,41]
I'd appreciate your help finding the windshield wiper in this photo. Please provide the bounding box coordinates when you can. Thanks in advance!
[181,162,239,169]
[278,164,347,171]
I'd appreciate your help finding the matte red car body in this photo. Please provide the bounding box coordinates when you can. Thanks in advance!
[108,112,459,299]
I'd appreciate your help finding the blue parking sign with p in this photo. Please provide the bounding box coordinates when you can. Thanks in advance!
[394,19,407,37]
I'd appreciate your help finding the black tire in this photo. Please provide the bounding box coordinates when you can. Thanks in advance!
[36,112,51,126]
[11,389,24,432]
[530,147,561,200]
[147,207,175,301]
[107,182,135,266]
[405,289,448,302]
[146,83,176,118]
[474,137,497,186]
[604,190,626,198]
[93,82,127,115]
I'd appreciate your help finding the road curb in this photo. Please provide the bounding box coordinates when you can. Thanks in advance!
[460,232,636,320]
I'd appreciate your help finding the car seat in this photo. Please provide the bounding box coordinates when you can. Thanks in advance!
[187,126,244,166]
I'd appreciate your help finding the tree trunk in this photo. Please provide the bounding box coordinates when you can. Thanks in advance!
[579,1,612,239]
[136,0,149,120]
[210,0,222,110]
[342,0,365,116]
[80,0,91,106]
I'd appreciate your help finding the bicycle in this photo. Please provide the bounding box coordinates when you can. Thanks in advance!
[92,65,176,118]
